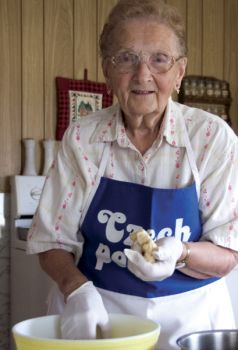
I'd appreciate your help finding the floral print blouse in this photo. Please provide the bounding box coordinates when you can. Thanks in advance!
[27,99,238,263]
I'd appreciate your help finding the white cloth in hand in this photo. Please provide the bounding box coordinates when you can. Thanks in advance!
[124,237,183,281]
[60,281,110,340]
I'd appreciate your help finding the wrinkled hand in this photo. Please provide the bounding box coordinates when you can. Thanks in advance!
[124,237,183,281]
[60,281,110,340]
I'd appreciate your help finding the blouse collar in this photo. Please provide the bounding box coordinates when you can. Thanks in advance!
[91,99,187,148]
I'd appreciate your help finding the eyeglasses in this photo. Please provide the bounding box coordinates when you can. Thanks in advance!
[109,50,183,74]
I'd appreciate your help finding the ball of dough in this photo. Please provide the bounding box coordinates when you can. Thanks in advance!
[130,229,157,262]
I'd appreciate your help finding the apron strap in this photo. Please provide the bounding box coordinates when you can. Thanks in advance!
[79,143,111,226]
[182,119,201,200]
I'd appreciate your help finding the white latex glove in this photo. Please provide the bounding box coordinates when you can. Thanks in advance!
[60,281,110,340]
[124,237,183,281]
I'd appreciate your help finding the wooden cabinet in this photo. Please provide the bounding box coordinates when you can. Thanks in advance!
[179,75,232,126]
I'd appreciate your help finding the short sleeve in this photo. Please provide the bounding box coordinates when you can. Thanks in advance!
[199,126,238,251]
[27,124,99,263]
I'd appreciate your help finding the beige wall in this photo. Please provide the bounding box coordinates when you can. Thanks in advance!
[0,0,238,192]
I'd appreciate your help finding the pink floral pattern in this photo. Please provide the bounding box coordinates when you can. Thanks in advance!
[75,124,81,142]
[174,148,182,187]
[169,115,177,146]
[119,126,127,146]
[200,120,213,163]
[109,142,115,178]
[97,115,115,142]
[53,179,77,246]
[201,186,211,208]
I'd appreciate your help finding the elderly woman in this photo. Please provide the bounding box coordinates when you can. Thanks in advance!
[27,0,238,349]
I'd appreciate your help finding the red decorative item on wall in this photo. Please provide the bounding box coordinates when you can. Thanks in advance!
[55,69,113,140]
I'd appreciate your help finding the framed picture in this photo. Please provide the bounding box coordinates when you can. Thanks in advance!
[69,90,103,123]
[56,75,113,140]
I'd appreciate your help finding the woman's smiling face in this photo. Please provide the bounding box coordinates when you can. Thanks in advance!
[103,19,187,120]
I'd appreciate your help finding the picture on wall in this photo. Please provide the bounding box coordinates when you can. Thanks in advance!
[69,90,103,123]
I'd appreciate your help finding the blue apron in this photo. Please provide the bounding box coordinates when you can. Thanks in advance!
[78,122,218,298]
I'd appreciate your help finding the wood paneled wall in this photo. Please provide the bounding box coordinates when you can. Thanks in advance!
[0,0,238,192]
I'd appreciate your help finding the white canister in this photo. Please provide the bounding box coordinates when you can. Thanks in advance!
[22,138,37,176]
[42,139,55,175]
